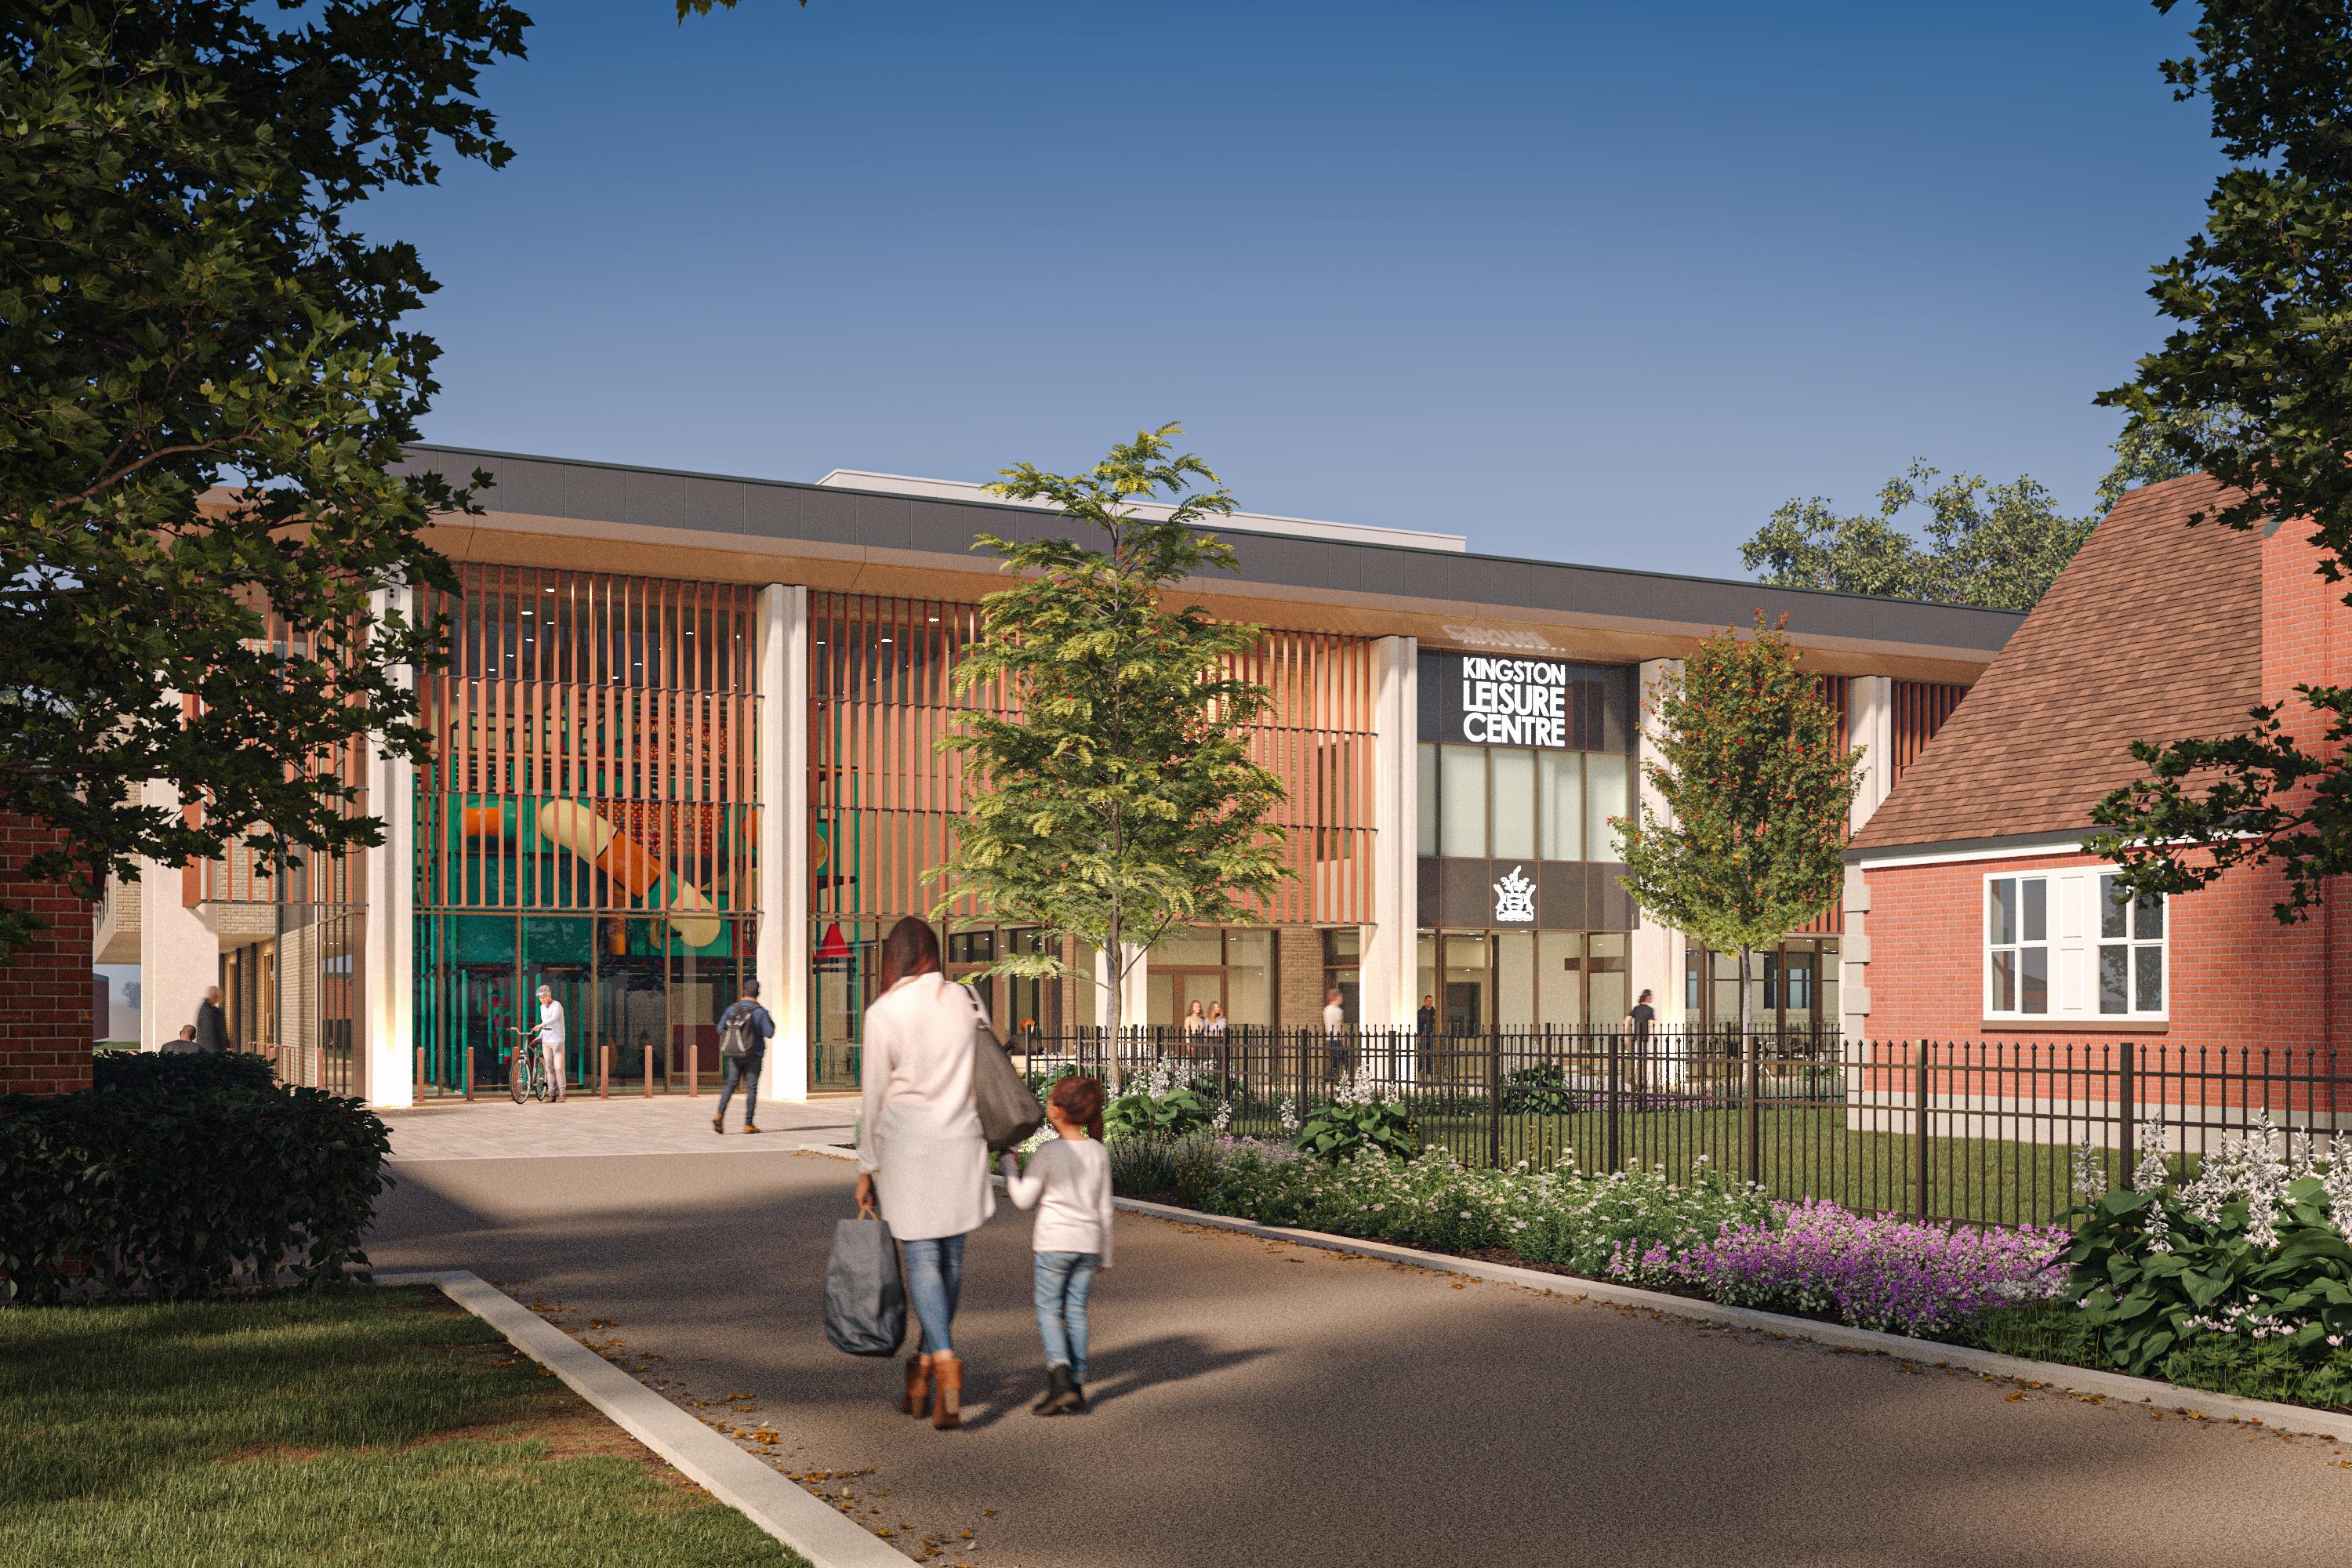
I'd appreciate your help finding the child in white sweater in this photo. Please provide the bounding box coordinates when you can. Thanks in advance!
[1000,1075,1113,1415]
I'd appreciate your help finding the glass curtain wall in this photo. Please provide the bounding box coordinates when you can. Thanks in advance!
[809,592,1377,1083]
[412,566,760,1096]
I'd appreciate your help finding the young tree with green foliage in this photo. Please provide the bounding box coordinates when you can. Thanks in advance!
[1615,617,1861,1041]
[2089,2,2352,922]
[935,426,1291,1047]
[0,2,529,953]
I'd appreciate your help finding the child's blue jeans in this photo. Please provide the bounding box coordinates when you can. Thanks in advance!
[1032,1250,1101,1383]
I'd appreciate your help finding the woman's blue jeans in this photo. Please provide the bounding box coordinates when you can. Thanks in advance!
[1033,1250,1101,1383]
[902,1235,966,1356]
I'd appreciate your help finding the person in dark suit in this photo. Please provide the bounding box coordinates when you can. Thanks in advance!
[194,986,230,1053]
[1415,994,1438,1076]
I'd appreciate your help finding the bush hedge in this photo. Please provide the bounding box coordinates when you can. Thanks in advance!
[91,1048,279,1094]
[0,1086,393,1305]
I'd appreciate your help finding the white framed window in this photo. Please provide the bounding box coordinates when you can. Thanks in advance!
[1983,869,2167,1022]
[2097,872,2166,1017]
[1987,875,2049,1015]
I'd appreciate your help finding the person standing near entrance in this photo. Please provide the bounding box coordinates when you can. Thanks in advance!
[194,985,230,1054]
[1623,988,1657,1091]
[1415,993,1437,1076]
[855,916,993,1430]
[530,983,567,1102]
[713,978,775,1135]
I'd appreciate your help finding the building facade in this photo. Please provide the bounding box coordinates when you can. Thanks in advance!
[107,446,2020,1105]
[1846,474,2352,1060]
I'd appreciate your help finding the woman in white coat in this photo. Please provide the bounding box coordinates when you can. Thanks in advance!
[855,916,993,1429]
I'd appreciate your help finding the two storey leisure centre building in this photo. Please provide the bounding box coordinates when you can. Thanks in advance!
[100,446,2020,1105]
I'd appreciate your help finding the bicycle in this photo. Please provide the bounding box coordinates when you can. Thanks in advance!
[505,1026,553,1104]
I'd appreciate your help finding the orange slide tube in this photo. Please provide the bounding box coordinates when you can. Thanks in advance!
[535,801,723,949]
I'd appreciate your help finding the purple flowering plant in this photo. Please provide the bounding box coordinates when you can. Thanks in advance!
[1641,1200,2070,1338]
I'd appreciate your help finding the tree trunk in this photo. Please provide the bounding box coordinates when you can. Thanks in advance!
[1104,910,1126,1091]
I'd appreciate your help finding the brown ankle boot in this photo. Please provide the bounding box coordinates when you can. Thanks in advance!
[902,1354,932,1415]
[930,1352,964,1429]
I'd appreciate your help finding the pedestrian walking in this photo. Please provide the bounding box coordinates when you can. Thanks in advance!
[713,978,775,1134]
[1323,986,1352,1083]
[855,916,993,1429]
[194,985,230,1054]
[1000,1074,1112,1416]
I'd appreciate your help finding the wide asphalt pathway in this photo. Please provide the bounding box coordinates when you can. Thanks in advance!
[368,1131,2352,1568]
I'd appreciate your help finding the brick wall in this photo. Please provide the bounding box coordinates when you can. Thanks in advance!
[1860,851,2337,1054]
[0,814,96,1096]
[1278,925,1327,1029]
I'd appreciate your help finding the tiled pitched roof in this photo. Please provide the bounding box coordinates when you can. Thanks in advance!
[1849,474,2259,853]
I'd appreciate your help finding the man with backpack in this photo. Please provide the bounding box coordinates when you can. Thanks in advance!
[713,978,775,1135]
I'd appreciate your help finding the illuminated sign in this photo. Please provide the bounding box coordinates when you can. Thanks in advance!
[1455,655,1570,747]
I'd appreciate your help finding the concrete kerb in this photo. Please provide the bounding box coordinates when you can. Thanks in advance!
[376,1269,907,1568]
[1104,1197,2352,1444]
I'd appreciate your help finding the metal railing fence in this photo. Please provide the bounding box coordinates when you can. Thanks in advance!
[1006,1025,2352,1229]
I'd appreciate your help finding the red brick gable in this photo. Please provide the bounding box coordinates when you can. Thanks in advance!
[1849,474,2260,852]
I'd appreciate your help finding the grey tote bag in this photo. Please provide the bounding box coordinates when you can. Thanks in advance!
[822,1211,907,1358]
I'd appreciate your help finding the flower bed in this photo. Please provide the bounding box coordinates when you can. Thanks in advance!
[1109,1133,2067,1341]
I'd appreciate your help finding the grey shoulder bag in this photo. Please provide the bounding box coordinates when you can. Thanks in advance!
[962,982,1044,1152]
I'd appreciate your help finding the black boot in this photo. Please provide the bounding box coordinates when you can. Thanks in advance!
[1032,1364,1075,1416]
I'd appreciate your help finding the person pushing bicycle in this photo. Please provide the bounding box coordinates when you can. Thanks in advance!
[519,982,568,1102]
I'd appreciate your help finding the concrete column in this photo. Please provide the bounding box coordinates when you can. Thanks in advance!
[361,585,417,1108]
[136,779,216,1053]
[1092,944,1149,1032]
[1626,659,1686,1030]
[1359,636,1417,1028]
[1846,675,1895,833]
[1839,862,1873,1043]
[758,585,811,1099]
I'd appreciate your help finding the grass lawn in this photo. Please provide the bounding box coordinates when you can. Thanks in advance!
[0,1284,805,1568]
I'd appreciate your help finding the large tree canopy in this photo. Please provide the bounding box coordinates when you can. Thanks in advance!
[2089,2,2352,921]
[0,2,528,949]
[1741,460,2093,612]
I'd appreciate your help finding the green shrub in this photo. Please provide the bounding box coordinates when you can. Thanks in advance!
[1294,1091,1417,1163]
[2066,1114,2352,1376]
[0,1087,392,1305]
[1969,1298,2099,1366]
[91,1049,278,1094]
[1499,1063,1577,1116]
[1103,1060,1216,1143]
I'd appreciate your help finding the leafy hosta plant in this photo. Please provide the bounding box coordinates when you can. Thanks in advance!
[1294,1073,1417,1163]
[1103,1058,1215,1143]
[2067,1112,2352,1375]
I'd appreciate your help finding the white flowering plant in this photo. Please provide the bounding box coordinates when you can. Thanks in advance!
[1293,1072,1419,1163]
[1102,1057,1217,1143]
[2067,1111,2352,1376]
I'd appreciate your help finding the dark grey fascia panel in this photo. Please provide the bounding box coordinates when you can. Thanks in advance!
[394,444,2022,653]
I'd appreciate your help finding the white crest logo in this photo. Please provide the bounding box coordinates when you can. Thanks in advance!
[1493,865,1536,924]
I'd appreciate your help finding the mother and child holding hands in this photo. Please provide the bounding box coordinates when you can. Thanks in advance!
[855,916,1114,1430]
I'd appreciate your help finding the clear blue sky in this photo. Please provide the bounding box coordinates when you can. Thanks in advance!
[365,0,2218,576]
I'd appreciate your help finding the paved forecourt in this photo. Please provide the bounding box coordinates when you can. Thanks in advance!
[366,1146,2352,1568]
[381,1091,858,1162]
